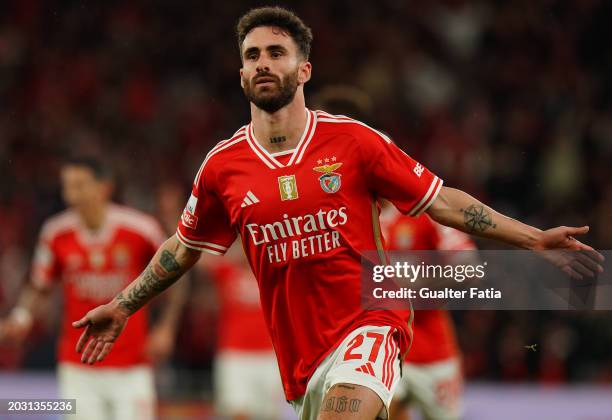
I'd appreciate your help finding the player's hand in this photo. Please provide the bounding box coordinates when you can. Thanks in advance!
[533,226,604,280]
[72,301,130,365]
[145,324,175,365]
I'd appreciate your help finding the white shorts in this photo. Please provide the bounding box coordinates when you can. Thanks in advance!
[214,350,284,419]
[57,362,155,420]
[290,325,402,420]
[393,357,462,420]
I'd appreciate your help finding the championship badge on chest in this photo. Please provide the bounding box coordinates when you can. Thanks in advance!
[278,175,299,201]
[313,157,342,193]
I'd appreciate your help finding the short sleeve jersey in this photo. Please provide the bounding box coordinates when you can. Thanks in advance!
[176,109,443,400]
[381,207,476,363]
[32,204,165,366]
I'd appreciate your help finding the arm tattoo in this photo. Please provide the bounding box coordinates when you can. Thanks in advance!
[160,250,180,272]
[116,250,182,313]
[349,399,361,413]
[462,205,497,233]
[322,395,362,413]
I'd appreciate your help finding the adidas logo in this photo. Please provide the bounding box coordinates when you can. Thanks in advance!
[356,362,376,377]
[241,190,260,208]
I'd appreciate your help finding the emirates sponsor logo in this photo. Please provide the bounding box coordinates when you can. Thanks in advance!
[246,207,347,245]
[246,207,348,263]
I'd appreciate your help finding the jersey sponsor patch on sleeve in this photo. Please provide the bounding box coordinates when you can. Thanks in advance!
[181,193,199,229]
[181,209,198,230]
[186,193,198,214]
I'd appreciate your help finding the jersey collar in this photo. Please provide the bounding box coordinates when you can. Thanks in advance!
[246,108,317,169]
[75,204,117,245]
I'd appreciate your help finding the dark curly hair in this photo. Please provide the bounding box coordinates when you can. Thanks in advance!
[236,6,313,60]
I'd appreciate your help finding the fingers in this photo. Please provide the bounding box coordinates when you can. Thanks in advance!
[580,248,605,263]
[75,325,92,353]
[576,251,604,274]
[87,340,106,365]
[72,317,91,329]
[97,342,114,362]
[567,237,605,273]
[569,259,593,279]
[80,336,97,363]
[567,226,589,236]
[78,337,114,364]
[573,248,605,275]
[561,265,583,281]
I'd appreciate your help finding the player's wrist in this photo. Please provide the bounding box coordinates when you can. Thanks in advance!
[521,226,544,250]
[109,297,133,318]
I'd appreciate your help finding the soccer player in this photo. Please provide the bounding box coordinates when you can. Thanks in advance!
[202,242,284,419]
[72,7,602,420]
[0,157,184,420]
[382,205,474,420]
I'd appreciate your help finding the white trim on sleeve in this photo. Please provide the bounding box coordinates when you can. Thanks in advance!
[408,176,443,217]
[175,231,227,255]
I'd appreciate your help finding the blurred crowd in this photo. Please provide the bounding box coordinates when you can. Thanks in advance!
[1,0,612,390]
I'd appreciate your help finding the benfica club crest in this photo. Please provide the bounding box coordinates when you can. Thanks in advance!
[313,162,343,193]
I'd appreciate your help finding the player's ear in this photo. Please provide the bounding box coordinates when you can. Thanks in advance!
[298,61,312,85]
[240,68,245,89]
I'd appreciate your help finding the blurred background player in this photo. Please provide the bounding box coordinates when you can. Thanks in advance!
[199,241,284,420]
[382,205,474,420]
[0,157,185,420]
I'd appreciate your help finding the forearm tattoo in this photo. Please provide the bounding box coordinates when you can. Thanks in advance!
[160,249,180,272]
[461,204,497,233]
[116,250,182,313]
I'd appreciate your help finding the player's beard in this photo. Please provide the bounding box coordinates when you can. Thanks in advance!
[243,69,299,113]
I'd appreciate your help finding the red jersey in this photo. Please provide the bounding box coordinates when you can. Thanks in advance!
[176,109,443,400]
[208,252,273,352]
[32,204,165,367]
[381,207,476,364]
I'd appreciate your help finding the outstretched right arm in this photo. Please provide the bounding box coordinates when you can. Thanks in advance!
[72,235,201,364]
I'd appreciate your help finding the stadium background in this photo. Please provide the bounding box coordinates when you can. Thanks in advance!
[1,0,611,418]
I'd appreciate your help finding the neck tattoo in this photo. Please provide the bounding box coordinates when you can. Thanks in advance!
[270,136,287,144]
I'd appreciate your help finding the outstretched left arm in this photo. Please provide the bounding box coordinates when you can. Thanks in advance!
[426,187,542,249]
[426,187,604,277]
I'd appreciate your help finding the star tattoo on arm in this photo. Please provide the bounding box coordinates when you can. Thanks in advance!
[461,205,497,233]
